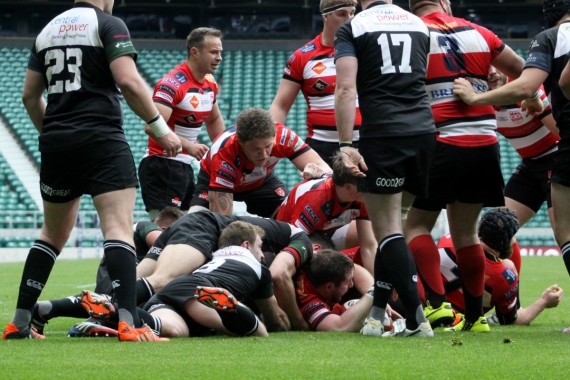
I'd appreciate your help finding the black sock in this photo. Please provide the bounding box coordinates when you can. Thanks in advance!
[136,278,155,306]
[103,240,139,326]
[42,295,87,319]
[377,234,424,330]
[16,240,60,313]
[373,246,394,310]
[137,307,161,333]
[219,304,260,336]
[561,241,570,277]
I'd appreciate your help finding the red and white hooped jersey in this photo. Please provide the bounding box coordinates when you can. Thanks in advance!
[147,62,218,164]
[282,33,361,142]
[275,176,368,235]
[200,123,310,193]
[422,12,504,147]
[495,86,558,159]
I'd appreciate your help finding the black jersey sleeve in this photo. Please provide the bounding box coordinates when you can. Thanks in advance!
[334,23,356,62]
[98,12,137,62]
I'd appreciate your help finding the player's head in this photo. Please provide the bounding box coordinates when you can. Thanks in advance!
[331,151,359,187]
[320,0,357,31]
[478,207,520,259]
[236,107,276,166]
[219,221,266,262]
[186,27,223,73]
[543,0,570,28]
[307,249,354,303]
[409,0,452,16]
[154,206,184,230]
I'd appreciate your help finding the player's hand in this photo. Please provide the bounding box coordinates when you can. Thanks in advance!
[158,131,182,157]
[542,284,563,308]
[453,78,478,104]
[521,96,545,117]
[386,304,403,320]
[340,146,367,177]
[300,162,330,180]
[188,142,209,161]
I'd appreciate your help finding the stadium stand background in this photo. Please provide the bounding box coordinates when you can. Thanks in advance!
[0,0,556,254]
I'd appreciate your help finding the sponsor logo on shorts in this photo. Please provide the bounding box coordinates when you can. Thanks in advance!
[375,177,405,188]
[40,182,71,198]
[26,279,44,290]
[111,280,121,289]
[198,191,209,200]
[170,197,181,207]
[412,275,417,283]
[148,246,163,256]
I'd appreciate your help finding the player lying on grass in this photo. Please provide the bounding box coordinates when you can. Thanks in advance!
[431,207,563,328]
[31,221,289,338]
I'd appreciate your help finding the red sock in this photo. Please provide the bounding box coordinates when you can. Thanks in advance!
[510,240,522,275]
[456,244,485,321]
[408,235,445,304]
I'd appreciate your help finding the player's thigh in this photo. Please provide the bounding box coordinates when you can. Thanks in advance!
[150,307,190,338]
[93,188,137,242]
[446,201,483,249]
[148,244,207,288]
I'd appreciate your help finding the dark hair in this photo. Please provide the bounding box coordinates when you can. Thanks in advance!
[186,27,223,53]
[543,0,570,27]
[478,207,519,259]
[218,221,265,248]
[235,107,276,143]
[307,248,354,287]
[331,151,359,186]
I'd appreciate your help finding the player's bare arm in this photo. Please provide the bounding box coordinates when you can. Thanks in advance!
[21,69,46,133]
[208,190,234,215]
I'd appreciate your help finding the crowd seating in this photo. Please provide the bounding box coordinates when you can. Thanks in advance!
[0,46,556,246]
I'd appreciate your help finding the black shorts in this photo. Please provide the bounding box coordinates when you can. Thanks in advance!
[190,170,289,217]
[357,133,436,196]
[138,156,195,211]
[144,275,215,337]
[413,142,504,211]
[40,141,138,203]
[305,138,359,168]
[551,138,570,187]
[505,154,554,211]
[144,211,223,261]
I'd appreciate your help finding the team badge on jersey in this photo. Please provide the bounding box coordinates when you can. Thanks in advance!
[509,110,523,124]
[312,79,329,92]
[184,113,198,123]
